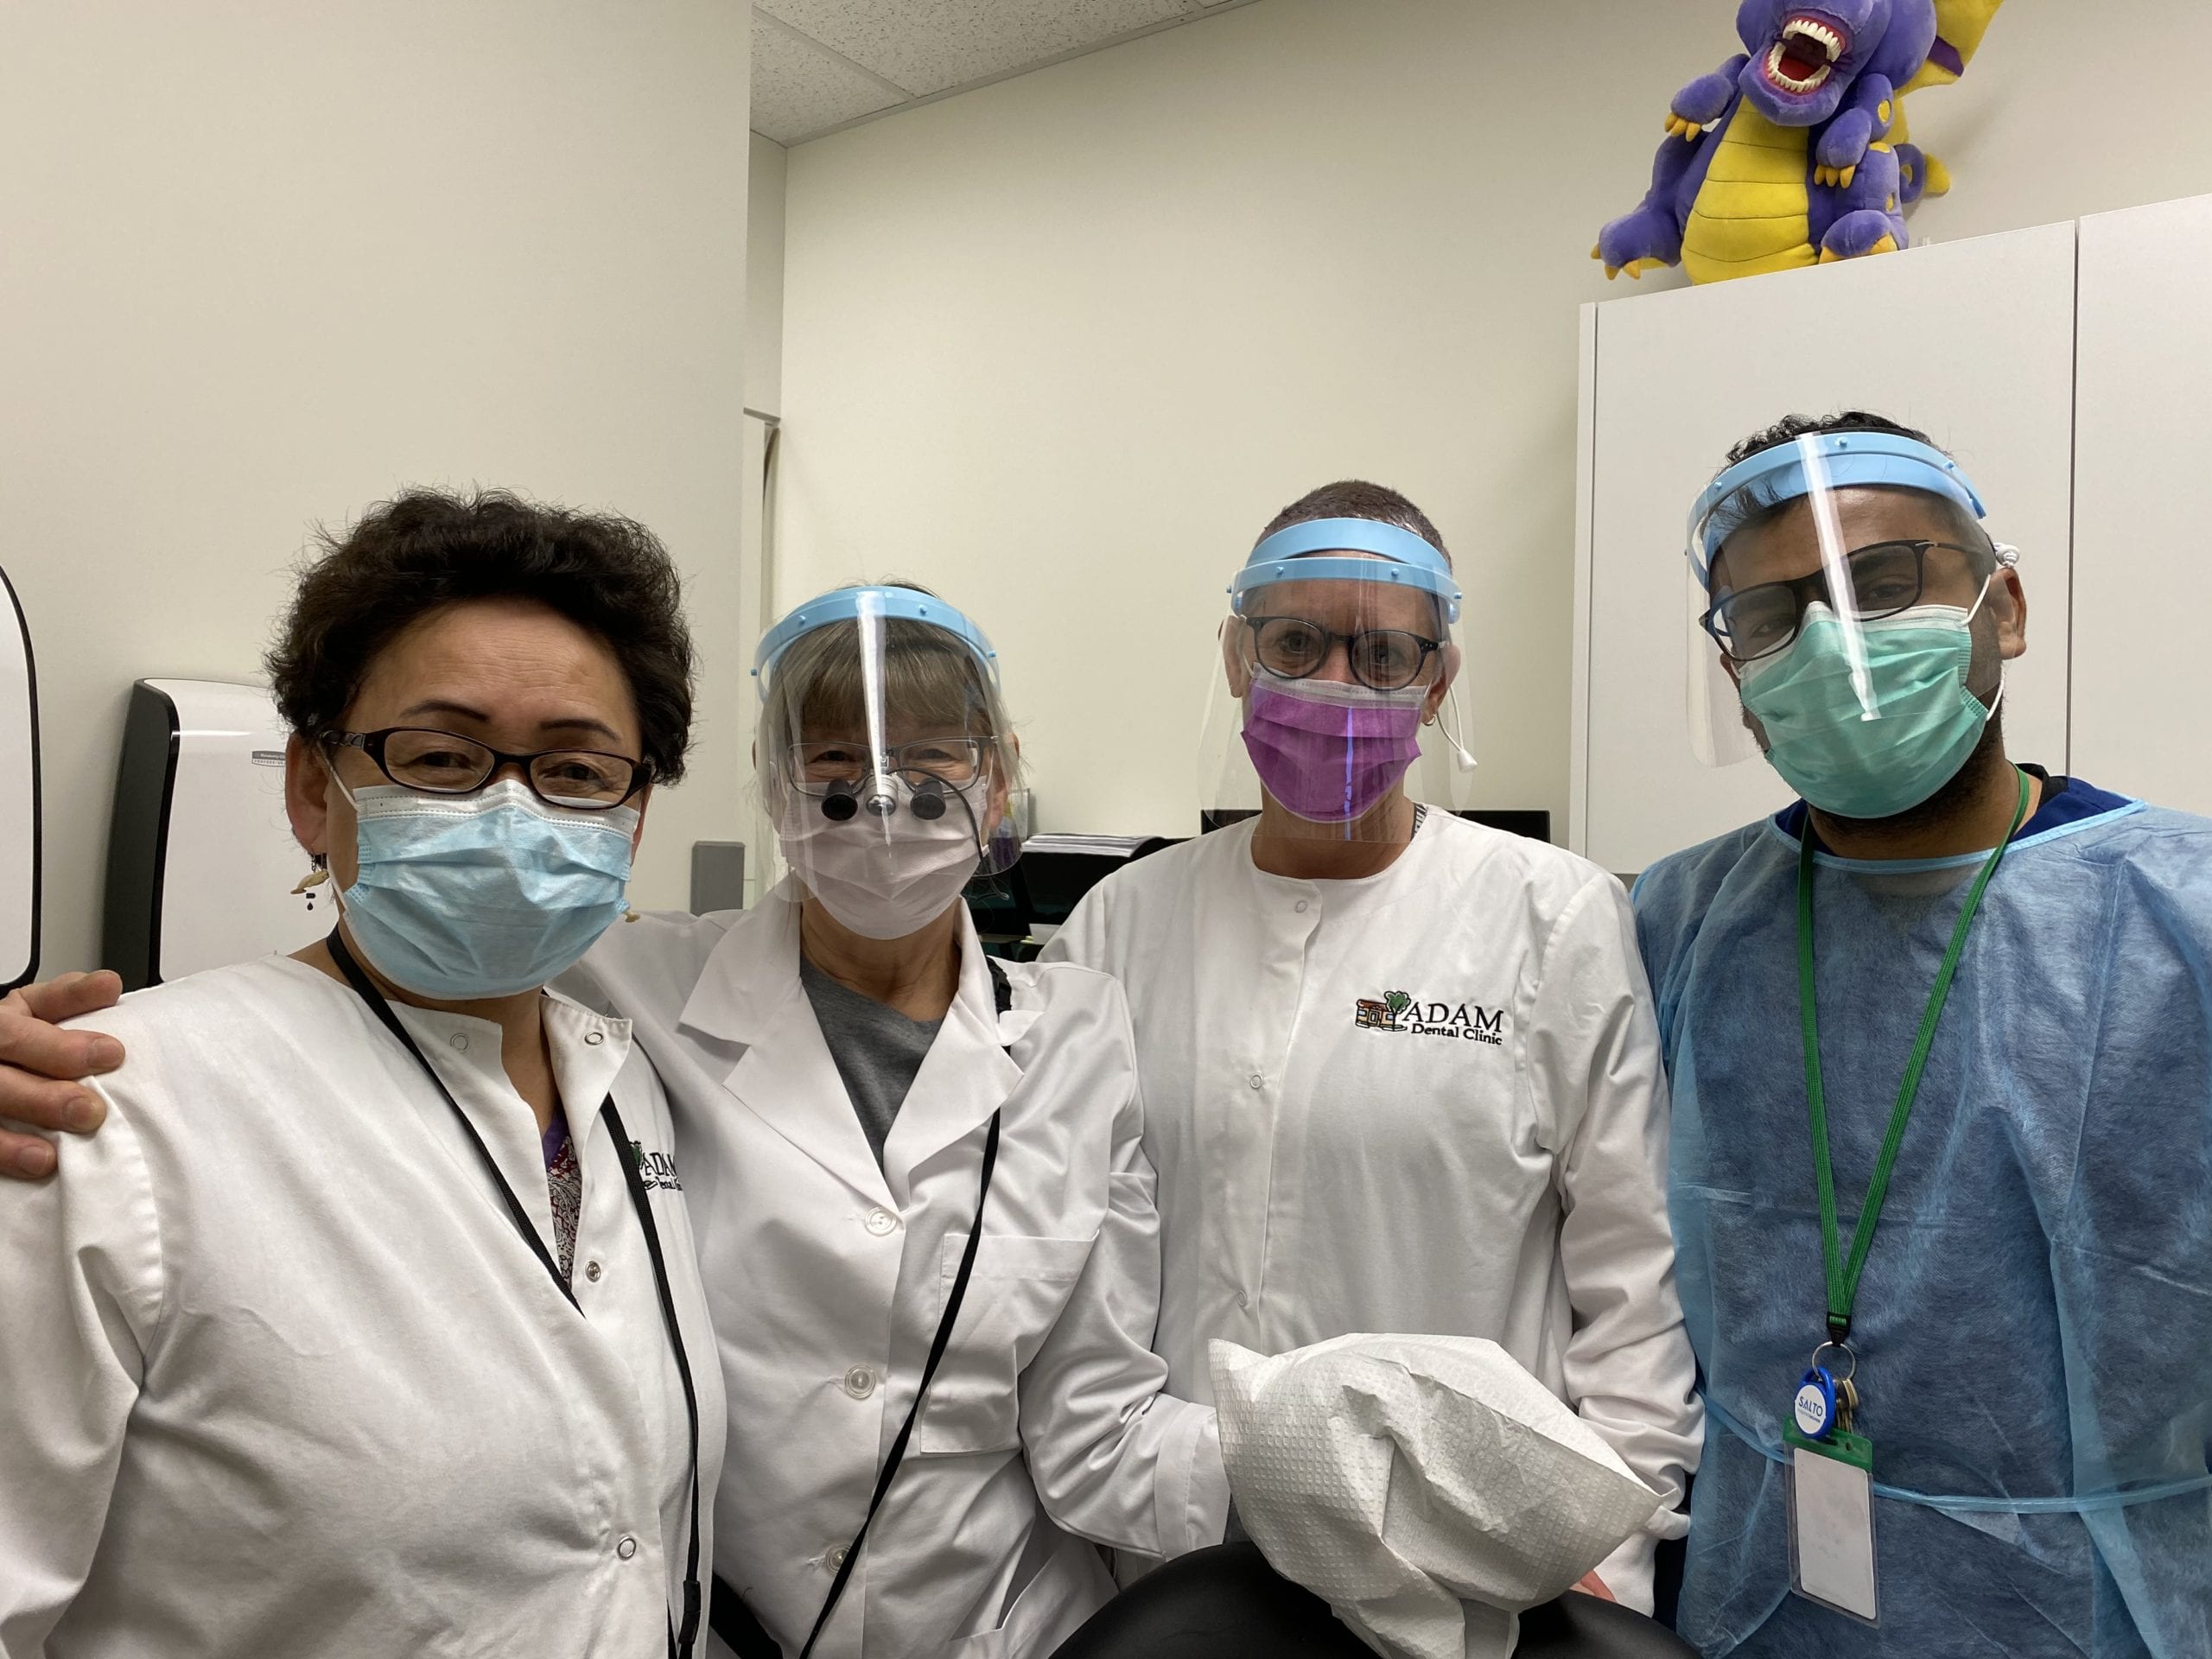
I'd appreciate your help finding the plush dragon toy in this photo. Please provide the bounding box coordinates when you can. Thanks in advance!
[1595,0,2002,283]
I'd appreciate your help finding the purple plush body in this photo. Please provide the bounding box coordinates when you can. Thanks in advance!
[1597,0,1947,278]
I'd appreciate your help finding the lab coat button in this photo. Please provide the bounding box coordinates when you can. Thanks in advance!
[584,1260,603,1282]
[844,1366,876,1399]
[1248,1074,1263,1090]
[1294,899,1309,913]
[448,1033,468,1052]
[584,1031,605,1046]
[616,1535,638,1560]
[864,1208,898,1236]
[827,1545,849,1571]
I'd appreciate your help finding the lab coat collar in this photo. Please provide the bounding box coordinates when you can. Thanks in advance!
[674,880,1026,1206]
[673,882,807,1049]
[382,983,633,1276]
[879,903,1023,1206]
[677,883,894,1205]
[541,995,635,1241]
[542,992,634,1113]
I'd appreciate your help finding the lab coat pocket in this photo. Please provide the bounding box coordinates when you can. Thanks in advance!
[931,1524,1110,1658]
[914,1233,1094,1456]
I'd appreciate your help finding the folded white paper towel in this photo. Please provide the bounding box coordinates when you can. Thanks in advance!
[1211,1334,1665,1659]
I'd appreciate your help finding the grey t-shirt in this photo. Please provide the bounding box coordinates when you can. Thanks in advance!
[798,954,944,1168]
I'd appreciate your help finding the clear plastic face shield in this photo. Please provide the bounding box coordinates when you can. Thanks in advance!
[1198,518,1477,844]
[754,588,1021,939]
[1687,432,2012,772]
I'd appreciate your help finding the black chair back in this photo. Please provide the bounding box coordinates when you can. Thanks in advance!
[1049,1543,1696,1659]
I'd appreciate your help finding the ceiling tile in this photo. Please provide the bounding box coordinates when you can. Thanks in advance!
[757,0,1188,99]
[751,10,906,144]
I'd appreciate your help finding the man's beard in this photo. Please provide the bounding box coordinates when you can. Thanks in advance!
[1821,708,2008,835]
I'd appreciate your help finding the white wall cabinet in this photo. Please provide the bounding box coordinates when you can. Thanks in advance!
[1572,203,2210,874]
[2070,194,2212,817]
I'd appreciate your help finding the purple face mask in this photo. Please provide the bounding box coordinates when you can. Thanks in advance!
[1241,674,1427,823]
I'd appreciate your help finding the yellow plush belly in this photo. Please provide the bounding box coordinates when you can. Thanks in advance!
[1681,106,1816,283]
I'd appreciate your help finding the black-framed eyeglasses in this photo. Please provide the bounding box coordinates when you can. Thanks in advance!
[1701,539,1986,664]
[1241,615,1446,692]
[321,728,652,810]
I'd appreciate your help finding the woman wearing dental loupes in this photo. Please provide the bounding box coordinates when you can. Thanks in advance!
[1,582,1229,1659]
[1045,483,1703,1609]
[569,583,1230,1658]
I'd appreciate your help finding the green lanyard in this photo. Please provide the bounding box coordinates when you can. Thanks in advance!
[1796,769,2031,1345]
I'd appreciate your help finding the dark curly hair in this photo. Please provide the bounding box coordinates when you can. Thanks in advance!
[1721,409,1936,467]
[266,487,695,784]
[1708,410,1993,576]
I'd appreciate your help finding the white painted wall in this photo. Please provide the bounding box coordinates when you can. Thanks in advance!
[738,135,792,902]
[751,135,791,421]
[1,2,753,978]
[774,0,2212,842]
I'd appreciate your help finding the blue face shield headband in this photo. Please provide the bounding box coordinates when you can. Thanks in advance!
[1688,432,1989,585]
[1229,518,1464,622]
[753,587,1001,690]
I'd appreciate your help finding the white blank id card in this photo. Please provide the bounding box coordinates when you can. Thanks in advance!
[1789,1443,1878,1622]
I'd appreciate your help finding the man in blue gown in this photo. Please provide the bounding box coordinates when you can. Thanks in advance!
[1634,410,2212,1657]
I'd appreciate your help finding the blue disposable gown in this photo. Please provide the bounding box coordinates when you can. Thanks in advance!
[1633,795,2212,1658]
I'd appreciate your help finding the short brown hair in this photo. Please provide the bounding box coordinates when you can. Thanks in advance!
[266,487,696,783]
[1257,480,1451,565]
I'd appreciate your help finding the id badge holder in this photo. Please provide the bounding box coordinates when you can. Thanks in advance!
[1784,1423,1878,1624]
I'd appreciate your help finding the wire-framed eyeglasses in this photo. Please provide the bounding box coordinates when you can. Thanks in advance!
[1701,539,1989,664]
[1241,615,1446,692]
[785,737,987,797]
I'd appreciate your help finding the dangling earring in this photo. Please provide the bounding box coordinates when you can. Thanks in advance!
[291,857,329,912]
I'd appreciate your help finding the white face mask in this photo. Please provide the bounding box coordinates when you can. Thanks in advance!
[776,777,987,940]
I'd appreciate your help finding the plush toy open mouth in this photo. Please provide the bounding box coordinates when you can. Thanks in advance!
[1763,14,1848,95]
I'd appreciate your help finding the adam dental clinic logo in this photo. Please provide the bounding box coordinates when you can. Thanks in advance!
[628,1141,683,1192]
[1354,990,1505,1046]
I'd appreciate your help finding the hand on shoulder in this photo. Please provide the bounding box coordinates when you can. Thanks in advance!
[0,971,127,1179]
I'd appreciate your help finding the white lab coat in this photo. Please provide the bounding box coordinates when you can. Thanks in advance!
[1045,813,1702,1609]
[565,882,1230,1659]
[0,955,723,1658]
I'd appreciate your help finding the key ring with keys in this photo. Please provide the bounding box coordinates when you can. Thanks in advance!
[1811,1340,1859,1387]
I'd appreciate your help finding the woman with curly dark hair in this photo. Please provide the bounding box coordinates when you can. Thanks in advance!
[0,517,1242,1659]
[0,488,721,1657]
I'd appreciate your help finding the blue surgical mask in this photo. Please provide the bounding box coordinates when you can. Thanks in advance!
[1737,587,2002,821]
[334,776,639,1000]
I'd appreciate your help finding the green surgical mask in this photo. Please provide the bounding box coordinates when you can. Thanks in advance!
[1737,587,2000,821]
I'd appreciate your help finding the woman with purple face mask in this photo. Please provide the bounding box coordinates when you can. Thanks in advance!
[1046,482,1702,1613]
[1217,520,1471,839]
